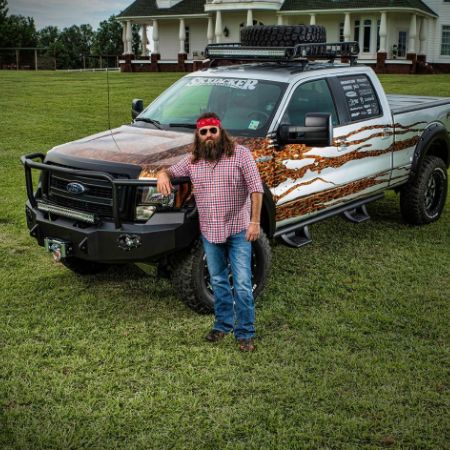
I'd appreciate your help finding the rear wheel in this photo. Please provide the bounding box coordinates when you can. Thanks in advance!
[400,155,448,225]
[61,257,111,275]
[171,231,272,314]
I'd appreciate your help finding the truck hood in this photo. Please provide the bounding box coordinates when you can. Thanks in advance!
[47,125,194,178]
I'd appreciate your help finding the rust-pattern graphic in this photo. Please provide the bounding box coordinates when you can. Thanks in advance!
[50,120,426,224]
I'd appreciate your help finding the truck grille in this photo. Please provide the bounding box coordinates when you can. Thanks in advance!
[47,172,129,219]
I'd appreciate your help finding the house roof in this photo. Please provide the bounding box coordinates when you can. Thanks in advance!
[118,0,206,18]
[280,0,437,16]
[117,0,437,18]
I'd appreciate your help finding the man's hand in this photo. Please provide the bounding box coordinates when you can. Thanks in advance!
[246,223,260,241]
[156,170,173,196]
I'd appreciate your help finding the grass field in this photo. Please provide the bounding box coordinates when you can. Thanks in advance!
[1,70,449,449]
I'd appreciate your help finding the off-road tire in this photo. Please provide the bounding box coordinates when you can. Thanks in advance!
[171,231,272,314]
[400,155,448,225]
[62,258,111,275]
[240,25,326,47]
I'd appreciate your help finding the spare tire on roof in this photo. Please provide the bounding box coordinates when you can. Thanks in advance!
[240,25,326,47]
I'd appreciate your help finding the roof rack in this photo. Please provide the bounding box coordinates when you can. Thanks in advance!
[204,41,360,66]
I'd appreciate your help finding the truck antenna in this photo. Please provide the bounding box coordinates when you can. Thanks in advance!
[106,55,122,153]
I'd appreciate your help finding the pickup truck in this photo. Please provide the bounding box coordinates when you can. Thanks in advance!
[22,38,449,314]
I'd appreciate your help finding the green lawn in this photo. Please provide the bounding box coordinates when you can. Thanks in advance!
[1,71,449,449]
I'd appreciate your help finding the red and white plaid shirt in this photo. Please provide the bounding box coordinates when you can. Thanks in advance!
[168,144,263,243]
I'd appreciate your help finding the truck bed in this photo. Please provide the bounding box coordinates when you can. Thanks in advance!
[387,94,450,115]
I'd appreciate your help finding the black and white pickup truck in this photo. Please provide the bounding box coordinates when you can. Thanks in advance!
[21,30,449,313]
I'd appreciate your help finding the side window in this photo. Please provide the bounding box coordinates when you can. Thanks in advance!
[282,79,339,126]
[338,75,381,122]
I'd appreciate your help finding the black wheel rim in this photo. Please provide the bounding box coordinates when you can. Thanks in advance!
[425,169,445,215]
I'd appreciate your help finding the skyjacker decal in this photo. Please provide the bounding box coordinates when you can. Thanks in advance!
[186,78,259,90]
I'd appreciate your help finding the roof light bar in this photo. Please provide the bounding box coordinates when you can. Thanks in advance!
[37,201,97,224]
[207,47,289,59]
[205,42,359,63]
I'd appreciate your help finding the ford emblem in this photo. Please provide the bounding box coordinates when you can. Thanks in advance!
[66,182,86,195]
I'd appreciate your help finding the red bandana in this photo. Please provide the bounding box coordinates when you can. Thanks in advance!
[196,117,221,129]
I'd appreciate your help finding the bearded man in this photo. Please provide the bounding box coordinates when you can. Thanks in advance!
[157,112,264,352]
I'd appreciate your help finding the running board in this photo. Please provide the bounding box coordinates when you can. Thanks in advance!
[342,204,370,223]
[279,225,312,248]
[274,193,384,249]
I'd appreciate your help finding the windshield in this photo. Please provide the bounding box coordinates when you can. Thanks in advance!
[137,76,287,137]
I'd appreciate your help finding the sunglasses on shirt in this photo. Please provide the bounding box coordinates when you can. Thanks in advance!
[199,127,218,136]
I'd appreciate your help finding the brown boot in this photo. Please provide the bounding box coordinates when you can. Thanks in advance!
[238,338,256,352]
[205,330,226,342]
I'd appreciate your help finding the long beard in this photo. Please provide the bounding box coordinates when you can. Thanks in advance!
[198,138,224,162]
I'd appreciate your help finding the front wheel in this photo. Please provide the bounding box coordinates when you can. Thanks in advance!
[400,155,448,225]
[171,231,272,314]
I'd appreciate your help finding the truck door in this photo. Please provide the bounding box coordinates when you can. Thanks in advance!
[272,74,394,226]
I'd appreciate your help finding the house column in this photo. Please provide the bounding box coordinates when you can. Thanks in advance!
[178,18,187,71]
[343,13,351,42]
[407,14,417,72]
[419,17,427,55]
[207,16,214,44]
[151,19,160,72]
[215,10,223,43]
[141,25,149,57]
[125,21,133,54]
[376,11,387,72]
[246,9,253,27]
[408,14,417,53]
[310,14,316,25]
[121,21,134,72]
[277,15,283,25]
[417,17,428,69]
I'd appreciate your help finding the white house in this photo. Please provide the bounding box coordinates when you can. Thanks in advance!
[117,0,450,73]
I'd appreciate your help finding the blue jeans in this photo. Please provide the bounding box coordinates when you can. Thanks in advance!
[201,230,255,340]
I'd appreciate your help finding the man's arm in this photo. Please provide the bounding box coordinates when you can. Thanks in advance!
[156,155,190,196]
[156,169,173,196]
[247,192,263,242]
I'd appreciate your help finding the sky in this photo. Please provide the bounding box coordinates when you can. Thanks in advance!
[8,0,133,30]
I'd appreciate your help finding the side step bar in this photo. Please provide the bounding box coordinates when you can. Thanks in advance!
[342,204,370,223]
[274,193,384,249]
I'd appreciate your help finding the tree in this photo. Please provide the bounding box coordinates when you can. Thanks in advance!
[92,16,122,57]
[0,13,37,48]
[0,0,8,21]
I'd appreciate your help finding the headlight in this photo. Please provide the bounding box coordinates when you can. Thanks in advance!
[135,186,175,221]
[138,186,175,207]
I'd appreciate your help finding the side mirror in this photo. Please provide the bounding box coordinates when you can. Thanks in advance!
[131,98,144,120]
[278,113,333,147]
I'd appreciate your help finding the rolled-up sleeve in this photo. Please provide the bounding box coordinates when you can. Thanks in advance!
[240,146,264,193]
[167,155,190,178]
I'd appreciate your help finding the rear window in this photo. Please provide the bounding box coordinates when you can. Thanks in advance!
[338,75,381,121]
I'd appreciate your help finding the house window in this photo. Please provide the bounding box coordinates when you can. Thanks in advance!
[442,25,450,55]
[185,27,190,54]
[339,22,344,42]
[354,20,360,44]
[398,31,407,57]
[376,19,380,50]
[363,19,372,52]
[240,20,264,28]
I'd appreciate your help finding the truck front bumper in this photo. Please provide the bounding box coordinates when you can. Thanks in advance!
[25,201,198,263]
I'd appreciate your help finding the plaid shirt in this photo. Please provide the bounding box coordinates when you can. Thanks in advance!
[168,144,263,243]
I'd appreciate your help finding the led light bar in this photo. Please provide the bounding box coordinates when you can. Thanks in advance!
[37,201,97,224]
[207,47,289,58]
[205,42,360,63]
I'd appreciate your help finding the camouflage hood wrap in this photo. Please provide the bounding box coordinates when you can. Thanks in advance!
[48,125,194,177]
